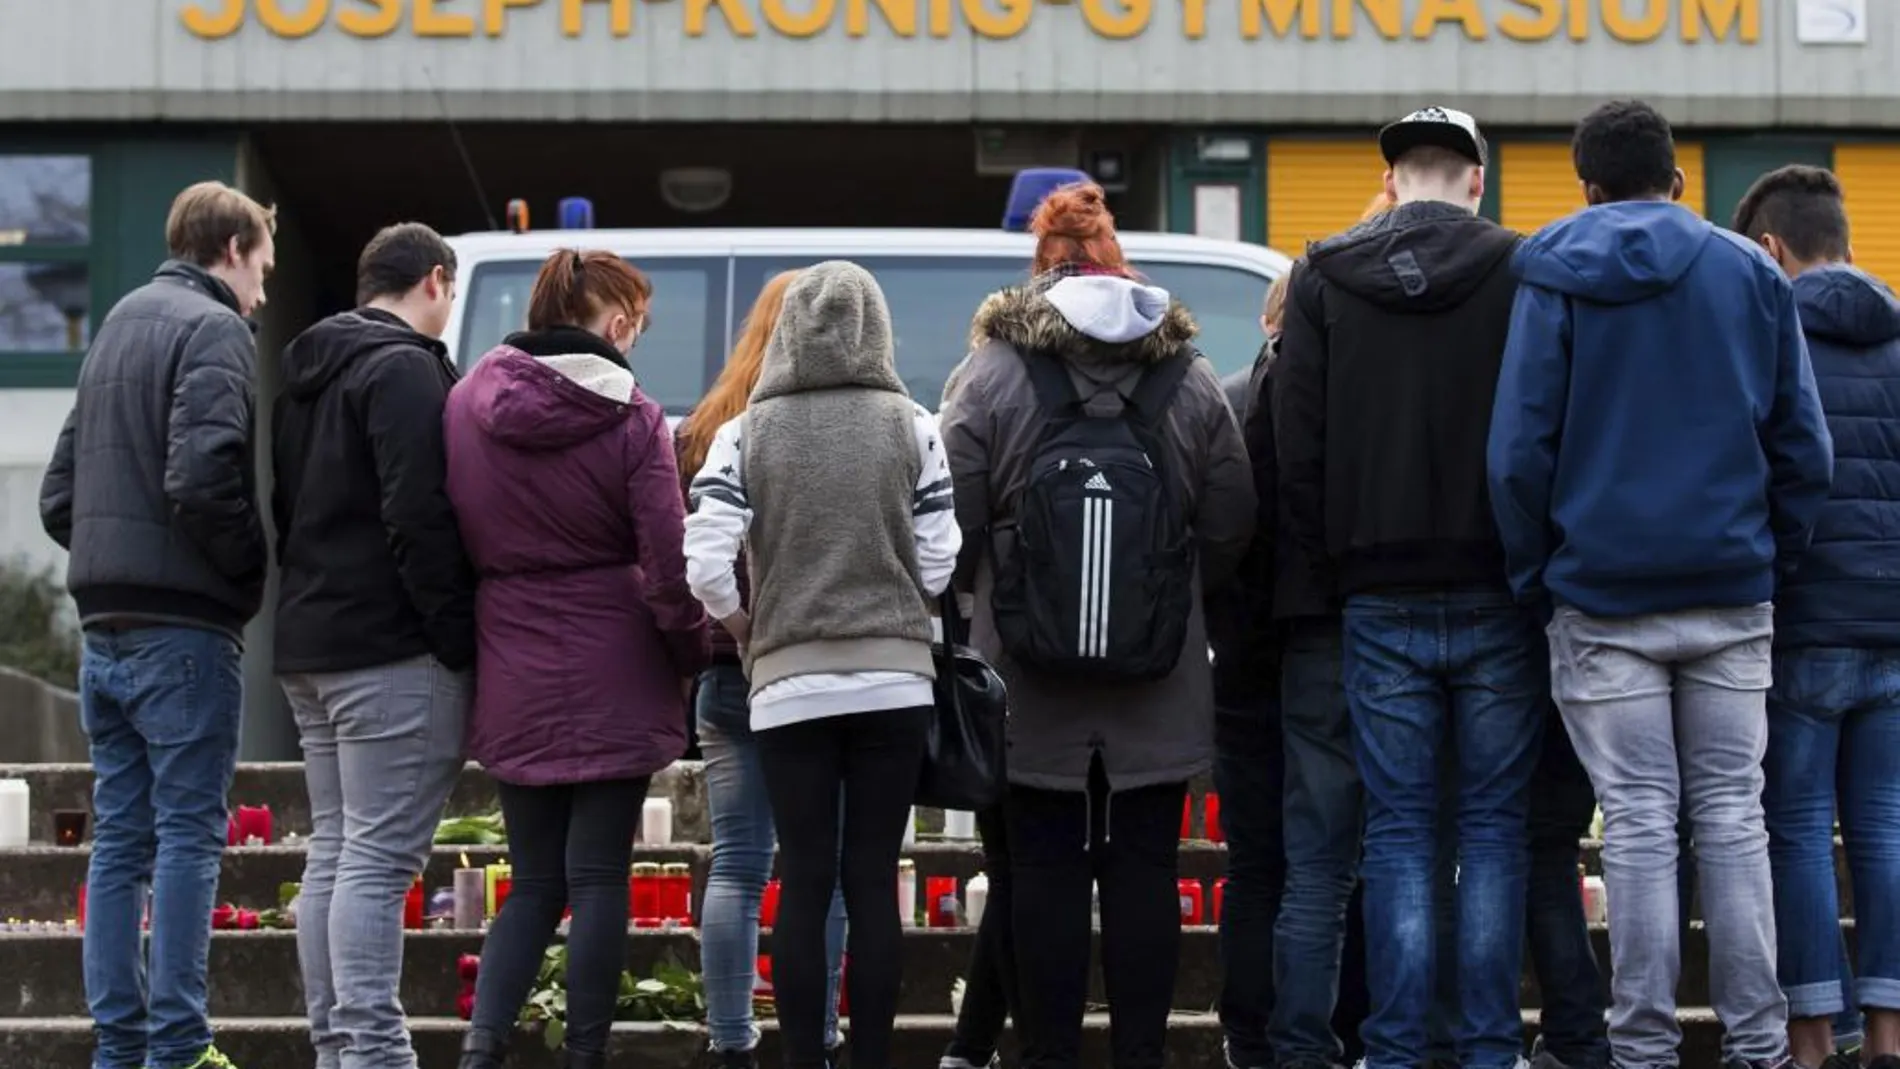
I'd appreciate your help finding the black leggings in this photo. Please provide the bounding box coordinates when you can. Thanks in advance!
[1010,757,1185,1069]
[469,777,649,1057]
[757,707,930,1069]
[946,801,1018,1062]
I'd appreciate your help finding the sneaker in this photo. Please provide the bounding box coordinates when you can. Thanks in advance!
[1725,1058,1810,1069]
[708,1047,756,1069]
[1823,1051,1863,1069]
[940,1055,1000,1069]
[171,1049,239,1069]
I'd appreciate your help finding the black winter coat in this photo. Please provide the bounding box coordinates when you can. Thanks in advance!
[271,309,476,673]
[39,261,267,637]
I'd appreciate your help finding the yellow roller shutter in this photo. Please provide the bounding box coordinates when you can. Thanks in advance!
[1266,140,1386,255]
[1836,143,1900,288]
[1502,141,1708,233]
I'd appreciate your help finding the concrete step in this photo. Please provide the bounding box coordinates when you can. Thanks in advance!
[0,922,1852,1021]
[0,1009,1732,1069]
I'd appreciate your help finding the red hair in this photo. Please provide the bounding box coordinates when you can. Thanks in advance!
[526,248,651,331]
[1030,181,1131,277]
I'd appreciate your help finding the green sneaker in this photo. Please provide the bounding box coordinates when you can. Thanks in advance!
[168,1047,240,1069]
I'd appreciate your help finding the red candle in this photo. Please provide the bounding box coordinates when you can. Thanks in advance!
[1181,795,1193,839]
[1212,877,1226,925]
[761,879,781,929]
[630,863,661,921]
[659,863,692,924]
[404,876,424,930]
[1205,793,1223,843]
[1177,879,1204,925]
[494,877,512,913]
[925,876,959,928]
[77,883,86,930]
[236,805,273,844]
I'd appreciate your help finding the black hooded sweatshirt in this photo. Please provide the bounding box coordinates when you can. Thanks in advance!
[271,308,477,674]
[1271,200,1523,597]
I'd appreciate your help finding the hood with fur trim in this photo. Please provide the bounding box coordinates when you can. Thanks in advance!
[968,273,1199,370]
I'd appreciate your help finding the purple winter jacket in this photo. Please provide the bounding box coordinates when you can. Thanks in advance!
[444,327,712,786]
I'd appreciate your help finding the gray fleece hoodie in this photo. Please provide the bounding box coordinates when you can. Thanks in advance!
[741,260,935,692]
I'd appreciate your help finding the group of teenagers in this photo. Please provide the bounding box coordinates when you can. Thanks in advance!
[33,92,1900,1069]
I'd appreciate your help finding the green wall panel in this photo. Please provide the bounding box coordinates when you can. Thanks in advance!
[1167,131,1266,246]
[1704,139,1834,233]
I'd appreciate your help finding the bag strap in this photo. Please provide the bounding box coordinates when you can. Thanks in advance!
[938,590,968,648]
[1015,347,1082,416]
[1124,347,1195,428]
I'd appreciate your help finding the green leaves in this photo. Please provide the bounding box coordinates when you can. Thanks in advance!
[517,943,708,1050]
[434,812,507,845]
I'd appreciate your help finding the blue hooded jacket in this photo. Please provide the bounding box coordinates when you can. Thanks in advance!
[1486,201,1833,619]
[1777,265,1900,649]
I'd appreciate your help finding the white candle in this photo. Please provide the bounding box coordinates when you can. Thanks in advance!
[902,806,917,847]
[0,780,28,848]
[942,809,976,840]
[641,798,673,845]
[965,872,989,928]
[897,860,917,928]
[453,869,485,930]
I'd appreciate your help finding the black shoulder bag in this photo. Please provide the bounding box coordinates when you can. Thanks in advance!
[915,592,1009,812]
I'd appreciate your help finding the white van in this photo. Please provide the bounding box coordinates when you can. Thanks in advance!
[442,202,1293,418]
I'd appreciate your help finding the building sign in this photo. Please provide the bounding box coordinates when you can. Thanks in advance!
[1796,0,1867,44]
[179,0,1763,43]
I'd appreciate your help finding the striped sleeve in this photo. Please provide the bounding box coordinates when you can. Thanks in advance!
[683,417,750,621]
[911,405,961,598]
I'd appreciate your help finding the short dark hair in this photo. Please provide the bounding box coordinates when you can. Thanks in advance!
[356,222,456,305]
[1572,100,1679,203]
[1732,165,1851,263]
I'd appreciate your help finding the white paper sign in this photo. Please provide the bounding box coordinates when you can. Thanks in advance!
[1194,185,1242,243]
[1797,0,1868,44]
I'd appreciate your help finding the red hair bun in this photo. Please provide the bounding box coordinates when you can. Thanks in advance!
[1030,181,1130,276]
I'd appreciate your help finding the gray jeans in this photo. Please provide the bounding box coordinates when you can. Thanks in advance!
[283,655,470,1069]
[1547,604,1788,1069]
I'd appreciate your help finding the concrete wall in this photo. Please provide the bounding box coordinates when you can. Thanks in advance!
[0,666,82,764]
[0,0,1892,126]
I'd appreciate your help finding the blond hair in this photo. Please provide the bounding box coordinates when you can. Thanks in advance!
[165,181,276,268]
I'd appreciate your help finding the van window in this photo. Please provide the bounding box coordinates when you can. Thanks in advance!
[732,255,1273,408]
[458,256,727,414]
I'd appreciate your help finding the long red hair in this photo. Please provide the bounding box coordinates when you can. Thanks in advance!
[676,270,800,479]
[1030,181,1132,277]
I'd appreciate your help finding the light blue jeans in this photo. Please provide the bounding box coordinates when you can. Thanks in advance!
[696,664,847,1053]
[283,654,470,1069]
[1550,603,1789,1069]
[80,625,243,1069]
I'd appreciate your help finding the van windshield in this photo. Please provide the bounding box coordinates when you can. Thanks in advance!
[462,252,1273,414]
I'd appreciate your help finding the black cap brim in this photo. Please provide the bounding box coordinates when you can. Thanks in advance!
[1379,122,1487,168]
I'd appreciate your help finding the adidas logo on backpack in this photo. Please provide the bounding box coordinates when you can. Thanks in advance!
[990,347,1197,683]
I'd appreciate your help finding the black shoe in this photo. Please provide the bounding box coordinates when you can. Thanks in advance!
[458,1029,507,1069]
[1867,1055,1900,1069]
[565,1050,608,1069]
[826,1041,848,1069]
[709,1048,758,1069]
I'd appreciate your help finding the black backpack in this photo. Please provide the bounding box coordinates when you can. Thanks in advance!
[991,347,1197,683]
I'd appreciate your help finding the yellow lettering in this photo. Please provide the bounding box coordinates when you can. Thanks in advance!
[1082,0,1147,37]
[338,0,402,35]
[258,0,329,37]
[928,0,953,35]
[1411,0,1485,37]
[484,0,537,34]
[960,0,1030,37]
[1599,0,1665,41]
[1682,0,1757,41]
[1496,0,1561,39]
[415,0,477,34]
[846,0,916,35]
[1569,0,1589,38]
[1241,0,1319,39]
[1333,0,1400,38]
[685,0,759,34]
[1182,0,1204,36]
[762,0,834,35]
[182,0,247,36]
[560,0,633,34]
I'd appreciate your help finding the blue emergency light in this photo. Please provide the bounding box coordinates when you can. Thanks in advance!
[557,197,596,230]
[1003,168,1094,232]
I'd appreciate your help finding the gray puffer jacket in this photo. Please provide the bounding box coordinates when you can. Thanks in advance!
[939,271,1256,793]
[39,260,267,638]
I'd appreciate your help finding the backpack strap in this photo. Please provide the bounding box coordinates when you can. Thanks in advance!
[1015,347,1083,415]
[1124,347,1196,427]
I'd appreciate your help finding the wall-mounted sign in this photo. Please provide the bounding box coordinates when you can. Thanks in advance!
[177,0,1764,45]
[1796,0,1867,44]
[1194,185,1242,244]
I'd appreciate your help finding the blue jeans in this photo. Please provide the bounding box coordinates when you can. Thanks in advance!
[1765,647,1900,1019]
[283,655,470,1069]
[1344,589,1546,1069]
[80,625,243,1069]
[1526,702,1609,1069]
[695,664,845,1052]
[1272,620,1363,1067]
[1215,689,1285,1068]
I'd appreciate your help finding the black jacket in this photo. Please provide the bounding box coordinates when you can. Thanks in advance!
[1208,352,1279,702]
[271,308,476,673]
[39,261,266,637]
[1272,201,1522,597]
